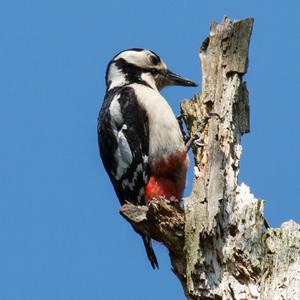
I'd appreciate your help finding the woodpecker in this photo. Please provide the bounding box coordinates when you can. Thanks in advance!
[97,48,197,269]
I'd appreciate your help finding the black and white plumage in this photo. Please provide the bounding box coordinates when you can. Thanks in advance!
[98,48,197,269]
[99,85,149,205]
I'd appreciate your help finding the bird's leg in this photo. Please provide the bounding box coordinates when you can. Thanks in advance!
[184,113,221,151]
[177,114,190,143]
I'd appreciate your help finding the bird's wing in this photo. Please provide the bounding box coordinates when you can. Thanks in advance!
[98,86,149,206]
[98,86,159,269]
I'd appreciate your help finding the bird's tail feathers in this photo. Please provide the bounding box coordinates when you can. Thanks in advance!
[142,235,159,269]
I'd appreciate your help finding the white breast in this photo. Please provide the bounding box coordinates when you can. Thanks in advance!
[130,83,185,160]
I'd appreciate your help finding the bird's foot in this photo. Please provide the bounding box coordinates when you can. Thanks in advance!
[185,131,207,150]
[197,112,221,131]
[185,112,221,150]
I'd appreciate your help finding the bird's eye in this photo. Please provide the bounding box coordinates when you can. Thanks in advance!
[150,55,160,65]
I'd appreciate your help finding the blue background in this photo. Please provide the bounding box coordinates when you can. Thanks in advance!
[1,1,299,299]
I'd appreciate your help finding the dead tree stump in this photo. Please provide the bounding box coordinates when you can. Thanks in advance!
[120,17,300,300]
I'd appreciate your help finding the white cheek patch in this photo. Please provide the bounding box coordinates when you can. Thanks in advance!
[141,73,156,89]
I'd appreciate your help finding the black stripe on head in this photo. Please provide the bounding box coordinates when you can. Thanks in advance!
[105,49,145,86]
[110,58,152,88]
[114,58,141,77]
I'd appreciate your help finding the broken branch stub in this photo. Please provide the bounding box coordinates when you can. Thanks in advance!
[120,198,186,278]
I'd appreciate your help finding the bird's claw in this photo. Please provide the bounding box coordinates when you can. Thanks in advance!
[184,112,220,150]
[197,112,221,131]
[194,139,207,147]
[186,132,206,150]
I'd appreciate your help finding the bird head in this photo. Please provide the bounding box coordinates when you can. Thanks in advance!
[105,48,197,91]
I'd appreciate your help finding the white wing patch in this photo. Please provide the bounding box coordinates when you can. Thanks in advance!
[113,125,132,180]
[109,95,133,180]
[109,94,123,125]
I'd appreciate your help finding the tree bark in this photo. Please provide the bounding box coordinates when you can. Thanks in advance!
[120,17,300,300]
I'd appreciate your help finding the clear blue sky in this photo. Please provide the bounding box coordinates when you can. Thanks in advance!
[0,1,299,299]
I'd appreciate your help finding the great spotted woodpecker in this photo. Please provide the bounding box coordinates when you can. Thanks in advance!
[97,48,197,269]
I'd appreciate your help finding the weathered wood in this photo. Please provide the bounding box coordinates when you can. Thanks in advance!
[180,17,262,299]
[120,198,186,278]
[120,17,300,300]
[261,220,300,300]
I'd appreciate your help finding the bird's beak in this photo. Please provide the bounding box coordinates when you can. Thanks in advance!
[165,69,198,87]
